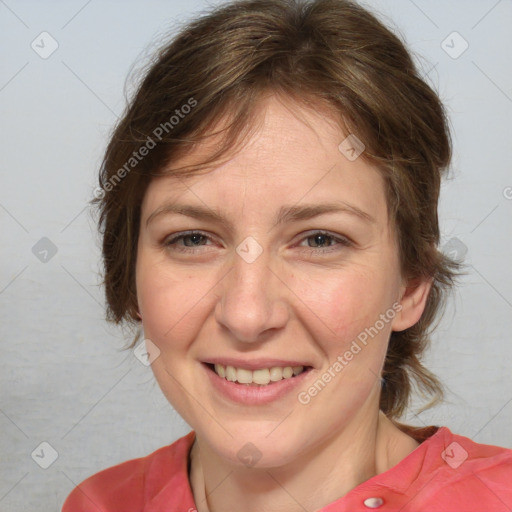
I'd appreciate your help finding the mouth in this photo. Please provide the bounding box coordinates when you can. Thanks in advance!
[204,362,312,386]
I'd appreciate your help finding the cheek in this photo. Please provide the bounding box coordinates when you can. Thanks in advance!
[136,253,207,343]
[296,266,393,344]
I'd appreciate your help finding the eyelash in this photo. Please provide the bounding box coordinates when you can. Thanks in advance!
[163,230,352,255]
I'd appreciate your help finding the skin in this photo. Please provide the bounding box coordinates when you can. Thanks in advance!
[135,94,432,512]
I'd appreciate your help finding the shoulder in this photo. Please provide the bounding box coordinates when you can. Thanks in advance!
[407,426,512,509]
[61,430,195,512]
[425,426,512,474]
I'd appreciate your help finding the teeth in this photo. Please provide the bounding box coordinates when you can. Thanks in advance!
[269,367,283,381]
[283,367,293,379]
[237,368,253,384]
[212,364,305,385]
[253,368,270,385]
[215,364,225,378]
[226,365,237,382]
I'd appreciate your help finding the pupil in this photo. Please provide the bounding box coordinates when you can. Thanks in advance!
[314,234,327,247]
[187,234,202,246]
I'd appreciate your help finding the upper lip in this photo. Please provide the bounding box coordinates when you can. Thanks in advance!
[203,358,312,371]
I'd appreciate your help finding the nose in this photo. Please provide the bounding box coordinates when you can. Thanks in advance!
[214,246,290,344]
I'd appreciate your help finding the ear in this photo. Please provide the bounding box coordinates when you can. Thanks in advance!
[391,276,432,332]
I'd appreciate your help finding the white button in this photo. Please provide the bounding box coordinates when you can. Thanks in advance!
[363,497,384,508]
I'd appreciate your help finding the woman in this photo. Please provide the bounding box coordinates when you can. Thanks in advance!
[62,0,512,510]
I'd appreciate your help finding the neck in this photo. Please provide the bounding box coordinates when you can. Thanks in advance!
[189,409,419,512]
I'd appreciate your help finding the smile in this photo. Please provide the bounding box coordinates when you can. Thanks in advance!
[212,363,306,385]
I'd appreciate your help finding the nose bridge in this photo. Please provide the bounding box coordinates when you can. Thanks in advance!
[215,239,288,343]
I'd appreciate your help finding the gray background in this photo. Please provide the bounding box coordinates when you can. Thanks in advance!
[0,0,511,510]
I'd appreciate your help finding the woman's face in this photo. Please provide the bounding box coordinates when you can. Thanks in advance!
[136,95,418,467]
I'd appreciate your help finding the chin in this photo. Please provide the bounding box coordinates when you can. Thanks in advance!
[197,421,310,469]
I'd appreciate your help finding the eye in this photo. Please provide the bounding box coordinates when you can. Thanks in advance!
[163,231,214,253]
[162,230,352,256]
[297,231,352,254]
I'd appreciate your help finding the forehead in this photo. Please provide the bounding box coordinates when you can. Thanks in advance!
[141,95,388,223]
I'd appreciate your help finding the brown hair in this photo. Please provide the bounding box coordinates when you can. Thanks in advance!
[93,0,461,419]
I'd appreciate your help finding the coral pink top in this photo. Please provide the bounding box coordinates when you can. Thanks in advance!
[62,426,512,511]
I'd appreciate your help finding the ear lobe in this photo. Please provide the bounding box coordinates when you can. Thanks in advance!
[391,277,432,332]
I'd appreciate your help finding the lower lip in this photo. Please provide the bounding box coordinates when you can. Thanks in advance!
[203,363,313,405]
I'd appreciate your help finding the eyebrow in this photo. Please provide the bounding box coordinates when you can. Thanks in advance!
[145,201,376,230]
